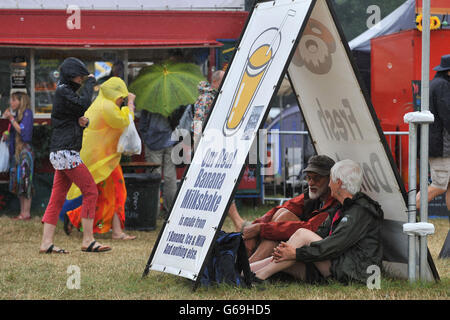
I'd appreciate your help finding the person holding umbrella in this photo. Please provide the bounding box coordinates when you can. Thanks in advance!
[139,109,178,220]
[130,60,207,219]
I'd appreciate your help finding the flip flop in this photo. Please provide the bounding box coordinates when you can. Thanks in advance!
[81,241,111,253]
[112,233,136,241]
[39,244,69,254]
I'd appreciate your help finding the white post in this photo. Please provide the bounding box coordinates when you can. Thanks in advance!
[407,123,417,282]
[419,0,431,281]
[30,49,35,113]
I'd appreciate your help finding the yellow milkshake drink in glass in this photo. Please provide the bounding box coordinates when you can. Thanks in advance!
[226,44,272,130]
[224,27,280,135]
[223,9,295,136]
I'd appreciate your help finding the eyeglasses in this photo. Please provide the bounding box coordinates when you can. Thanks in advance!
[305,174,327,183]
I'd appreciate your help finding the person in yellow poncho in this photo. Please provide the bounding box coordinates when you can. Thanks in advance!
[64,77,137,240]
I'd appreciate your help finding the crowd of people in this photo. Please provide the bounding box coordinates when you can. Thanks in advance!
[2,53,449,285]
[1,57,227,254]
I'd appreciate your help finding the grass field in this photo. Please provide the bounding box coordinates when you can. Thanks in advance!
[0,204,448,300]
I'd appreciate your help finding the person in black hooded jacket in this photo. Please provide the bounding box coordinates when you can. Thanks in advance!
[416,54,450,211]
[39,57,111,254]
[250,159,384,285]
[50,57,94,152]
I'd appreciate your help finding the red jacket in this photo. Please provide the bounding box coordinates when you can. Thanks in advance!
[253,191,339,241]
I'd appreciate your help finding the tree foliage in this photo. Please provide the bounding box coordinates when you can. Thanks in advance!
[331,0,406,40]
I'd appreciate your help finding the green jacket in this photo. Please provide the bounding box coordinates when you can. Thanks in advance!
[296,192,384,284]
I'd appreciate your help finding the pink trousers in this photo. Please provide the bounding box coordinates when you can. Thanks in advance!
[42,163,98,226]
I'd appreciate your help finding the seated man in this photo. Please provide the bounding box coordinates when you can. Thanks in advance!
[228,155,340,263]
[251,159,384,285]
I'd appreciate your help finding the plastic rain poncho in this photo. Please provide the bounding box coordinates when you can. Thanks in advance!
[67,77,133,200]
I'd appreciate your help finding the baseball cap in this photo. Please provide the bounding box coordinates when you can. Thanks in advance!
[302,155,335,176]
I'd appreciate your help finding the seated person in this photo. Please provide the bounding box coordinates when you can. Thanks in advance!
[250,159,384,285]
[228,155,340,263]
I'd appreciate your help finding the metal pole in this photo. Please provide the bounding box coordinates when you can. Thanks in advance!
[123,49,129,86]
[259,130,267,205]
[30,49,35,112]
[408,123,417,282]
[419,0,431,281]
[279,99,286,198]
[399,135,403,175]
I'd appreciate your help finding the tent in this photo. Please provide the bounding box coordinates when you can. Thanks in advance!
[348,0,416,95]
[349,0,450,95]
[348,0,416,53]
[265,105,314,181]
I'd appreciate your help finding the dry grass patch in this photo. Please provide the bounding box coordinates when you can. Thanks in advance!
[0,206,448,300]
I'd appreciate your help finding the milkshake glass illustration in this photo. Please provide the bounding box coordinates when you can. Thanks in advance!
[223,9,295,136]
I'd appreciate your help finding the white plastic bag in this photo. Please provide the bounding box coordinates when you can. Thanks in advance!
[117,114,142,155]
[0,139,9,173]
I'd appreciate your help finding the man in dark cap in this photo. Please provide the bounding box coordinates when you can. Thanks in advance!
[416,54,450,211]
[228,155,340,263]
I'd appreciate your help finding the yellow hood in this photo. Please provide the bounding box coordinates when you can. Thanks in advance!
[99,77,129,102]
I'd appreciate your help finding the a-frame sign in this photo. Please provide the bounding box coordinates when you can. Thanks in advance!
[144,0,439,287]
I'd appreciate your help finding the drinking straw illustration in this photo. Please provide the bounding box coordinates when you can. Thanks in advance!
[267,9,296,55]
[224,9,296,136]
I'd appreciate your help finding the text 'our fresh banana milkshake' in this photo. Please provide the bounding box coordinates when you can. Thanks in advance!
[223,9,295,136]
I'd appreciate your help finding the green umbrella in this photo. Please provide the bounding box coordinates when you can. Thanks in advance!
[129,62,206,117]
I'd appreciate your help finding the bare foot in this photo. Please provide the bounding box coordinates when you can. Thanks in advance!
[12,214,31,221]
[112,233,136,240]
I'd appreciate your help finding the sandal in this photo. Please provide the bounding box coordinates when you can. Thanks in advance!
[12,214,31,221]
[39,244,69,254]
[81,240,111,253]
[112,233,136,241]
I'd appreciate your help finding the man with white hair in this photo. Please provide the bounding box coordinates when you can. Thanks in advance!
[250,159,384,285]
[229,155,340,263]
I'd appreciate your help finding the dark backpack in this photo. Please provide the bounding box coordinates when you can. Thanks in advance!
[170,104,194,145]
[200,231,253,287]
[168,104,188,131]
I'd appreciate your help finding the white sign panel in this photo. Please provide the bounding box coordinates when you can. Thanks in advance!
[289,0,405,221]
[287,0,435,280]
[148,0,314,281]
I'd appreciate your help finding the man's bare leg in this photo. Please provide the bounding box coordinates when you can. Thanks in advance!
[228,201,246,232]
[249,240,279,263]
[249,256,273,273]
[248,210,300,263]
[416,185,447,209]
[253,228,330,280]
[282,262,307,280]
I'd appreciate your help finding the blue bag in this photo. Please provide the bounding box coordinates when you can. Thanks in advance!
[200,231,253,287]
